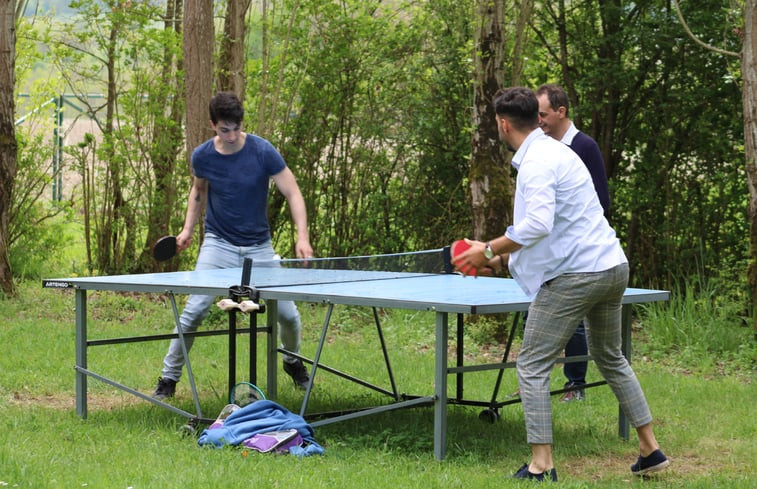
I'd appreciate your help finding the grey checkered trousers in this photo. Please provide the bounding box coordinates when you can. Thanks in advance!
[516,263,653,444]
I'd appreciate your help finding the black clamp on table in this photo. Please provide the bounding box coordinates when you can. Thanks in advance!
[216,258,267,400]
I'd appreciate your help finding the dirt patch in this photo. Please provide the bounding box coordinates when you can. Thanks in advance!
[562,451,720,481]
[9,390,141,411]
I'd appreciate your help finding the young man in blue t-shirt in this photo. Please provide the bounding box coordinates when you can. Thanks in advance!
[152,92,314,399]
[534,84,611,402]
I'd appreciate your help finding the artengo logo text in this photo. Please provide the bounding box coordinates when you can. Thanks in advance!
[43,281,72,288]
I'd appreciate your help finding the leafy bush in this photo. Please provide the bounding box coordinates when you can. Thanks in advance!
[9,129,81,280]
[635,276,756,376]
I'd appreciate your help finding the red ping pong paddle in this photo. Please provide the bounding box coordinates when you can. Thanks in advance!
[450,239,476,276]
[152,235,177,262]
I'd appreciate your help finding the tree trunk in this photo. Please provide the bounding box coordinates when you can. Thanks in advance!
[217,0,251,101]
[743,0,757,335]
[255,0,270,136]
[184,0,215,174]
[510,0,534,85]
[137,0,185,273]
[470,0,512,241]
[0,0,17,296]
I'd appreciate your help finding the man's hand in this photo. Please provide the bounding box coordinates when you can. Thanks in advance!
[295,238,314,260]
[176,229,194,253]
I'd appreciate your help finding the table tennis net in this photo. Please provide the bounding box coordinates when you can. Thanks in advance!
[253,247,452,274]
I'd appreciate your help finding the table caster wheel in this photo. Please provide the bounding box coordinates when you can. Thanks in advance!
[478,408,499,424]
[179,422,198,437]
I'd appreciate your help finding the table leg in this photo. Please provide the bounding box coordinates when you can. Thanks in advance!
[619,304,632,440]
[228,308,237,398]
[299,304,334,417]
[456,313,464,401]
[168,293,202,418]
[75,289,87,419]
[266,299,278,401]
[434,311,448,460]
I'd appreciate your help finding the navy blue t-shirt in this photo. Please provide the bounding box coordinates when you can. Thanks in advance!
[192,133,286,246]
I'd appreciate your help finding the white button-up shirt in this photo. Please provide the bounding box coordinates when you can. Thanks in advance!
[505,128,627,297]
[561,121,579,145]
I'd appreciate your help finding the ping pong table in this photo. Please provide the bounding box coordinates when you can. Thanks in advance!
[43,262,669,460]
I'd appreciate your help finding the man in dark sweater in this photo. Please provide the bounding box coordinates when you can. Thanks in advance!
[535,84,611,402]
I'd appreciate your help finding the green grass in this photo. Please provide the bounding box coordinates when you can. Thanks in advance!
[0,281,755,488]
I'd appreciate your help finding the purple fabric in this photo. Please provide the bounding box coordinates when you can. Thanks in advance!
[243,430,303,453]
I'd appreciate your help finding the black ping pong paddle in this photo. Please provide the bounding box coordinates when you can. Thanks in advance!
[152,235,177,262]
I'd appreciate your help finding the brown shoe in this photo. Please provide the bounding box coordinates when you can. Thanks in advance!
[559,385,585,402]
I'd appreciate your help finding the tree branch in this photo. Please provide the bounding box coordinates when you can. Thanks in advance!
[672,0,739,57]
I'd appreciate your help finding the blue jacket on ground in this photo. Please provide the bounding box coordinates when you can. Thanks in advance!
[197,400,324,456]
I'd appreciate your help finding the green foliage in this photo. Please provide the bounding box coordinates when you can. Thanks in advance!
[636,274,756,375]
[526,1,746,297]
[31,0,188,276]
[10,1,754,324]
[8,203,79,280]
[10,111,79,281]
[246,0,473,257]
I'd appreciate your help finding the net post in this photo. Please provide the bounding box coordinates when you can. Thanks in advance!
[442,246,452,273]
[242,257,252,286]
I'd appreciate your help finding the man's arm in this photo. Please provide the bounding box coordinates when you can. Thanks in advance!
[176,177,208,252]
[272,167,314,258]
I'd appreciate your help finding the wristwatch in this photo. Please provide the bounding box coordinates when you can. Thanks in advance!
[484,242,494,259]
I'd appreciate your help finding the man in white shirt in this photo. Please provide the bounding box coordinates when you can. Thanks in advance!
[452,87,668,481]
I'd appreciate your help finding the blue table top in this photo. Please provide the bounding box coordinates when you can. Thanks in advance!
[43,266,669,314]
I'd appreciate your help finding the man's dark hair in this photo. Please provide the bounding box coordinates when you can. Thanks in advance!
[493,87,539,130]
[209,91,244,124]
[535,84,570,116]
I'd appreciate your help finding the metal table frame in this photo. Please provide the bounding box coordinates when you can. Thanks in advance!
[43,269,669,460]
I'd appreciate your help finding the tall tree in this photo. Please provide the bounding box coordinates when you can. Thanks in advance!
[0,0,20,296]
[470,0,512,241]
[135,0,186,273]
[738,1,757,334]
[217,0,251,101]
[183,0,214,173]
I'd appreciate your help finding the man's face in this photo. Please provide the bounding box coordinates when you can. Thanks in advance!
[211,119,242,147]
[537,93,563,137]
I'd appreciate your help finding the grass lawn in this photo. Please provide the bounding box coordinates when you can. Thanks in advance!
[0,281,755,488]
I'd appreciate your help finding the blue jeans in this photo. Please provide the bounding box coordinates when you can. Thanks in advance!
[161,234,302,381]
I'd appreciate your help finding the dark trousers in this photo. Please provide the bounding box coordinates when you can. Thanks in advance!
[563,322,588,386]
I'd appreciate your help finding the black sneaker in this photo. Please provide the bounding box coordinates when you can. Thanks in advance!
[283,359,310,390]
[631,449,670,476]
[512,463,558,482]
[152,377,177,400]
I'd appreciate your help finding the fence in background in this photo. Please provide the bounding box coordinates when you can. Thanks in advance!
[15,94,105,201]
